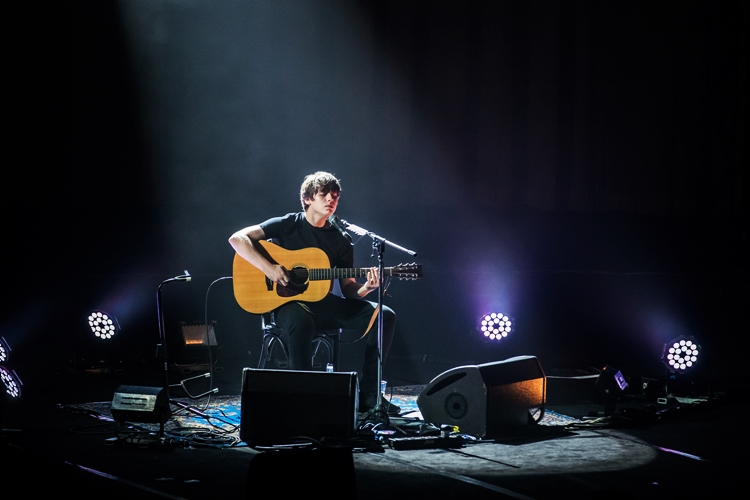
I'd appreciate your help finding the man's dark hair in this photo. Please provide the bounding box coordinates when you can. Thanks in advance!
[300,171,341,211]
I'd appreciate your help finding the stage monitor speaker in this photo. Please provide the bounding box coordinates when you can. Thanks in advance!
[240,368,358,446]
[417,355,546,438]
[110,385,171,424]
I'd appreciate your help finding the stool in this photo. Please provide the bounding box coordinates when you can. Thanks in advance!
[257,312,340,371]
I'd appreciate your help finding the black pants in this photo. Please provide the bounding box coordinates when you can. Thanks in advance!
[274,294,396,402]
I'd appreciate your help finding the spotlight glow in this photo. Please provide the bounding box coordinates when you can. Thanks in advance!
[88,310,119,340]
[0,366,22,399]
[662,336,701,373]
[478,312,513,341]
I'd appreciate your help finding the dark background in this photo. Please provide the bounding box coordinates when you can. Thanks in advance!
[4,1,747,398]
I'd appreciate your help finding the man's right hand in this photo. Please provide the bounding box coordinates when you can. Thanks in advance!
[266,264,291,287]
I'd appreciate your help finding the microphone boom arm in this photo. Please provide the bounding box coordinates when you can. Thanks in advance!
[341,220,417,257]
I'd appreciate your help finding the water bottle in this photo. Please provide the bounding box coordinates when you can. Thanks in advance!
[326,363,333,373]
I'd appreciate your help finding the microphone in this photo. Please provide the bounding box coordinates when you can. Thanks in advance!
[328,215,353,244]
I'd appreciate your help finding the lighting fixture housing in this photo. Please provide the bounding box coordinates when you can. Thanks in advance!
[478,312,513,341]
[662,336,701,373]
[87,310,120,340]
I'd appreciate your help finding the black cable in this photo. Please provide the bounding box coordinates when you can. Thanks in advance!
[196,276,232,409]
[169,276,232,413]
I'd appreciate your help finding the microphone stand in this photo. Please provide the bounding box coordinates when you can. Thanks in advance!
[156,271,201,428]
[342,220,417,419]
[156,270,219,428]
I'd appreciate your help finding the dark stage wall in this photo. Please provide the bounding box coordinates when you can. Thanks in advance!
[4,1,747,394]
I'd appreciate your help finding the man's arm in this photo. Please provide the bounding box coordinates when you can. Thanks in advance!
[228,225,290,286]
[339,268,380,299]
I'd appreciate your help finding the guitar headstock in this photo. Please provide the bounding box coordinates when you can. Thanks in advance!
[391,263,422,280]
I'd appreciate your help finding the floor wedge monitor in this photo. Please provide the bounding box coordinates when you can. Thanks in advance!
[110,385,171,424]
[417,355,546,438]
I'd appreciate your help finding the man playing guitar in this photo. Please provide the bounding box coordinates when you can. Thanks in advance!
[229,171,398,414]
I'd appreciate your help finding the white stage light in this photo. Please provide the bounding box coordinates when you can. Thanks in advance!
[0,366,22,399]
[662,336,701,373]
[479,312,514,341]
[88,310,120,340]
[0,337,9,363]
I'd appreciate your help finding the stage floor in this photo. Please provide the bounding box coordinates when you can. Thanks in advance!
[2,373,748,499]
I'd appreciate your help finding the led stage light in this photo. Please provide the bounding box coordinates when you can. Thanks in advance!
[662,336,700,373]
[87,310,120,340]
[479,312,513,341]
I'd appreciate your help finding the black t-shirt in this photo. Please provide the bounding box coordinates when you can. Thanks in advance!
[260,212,353,269]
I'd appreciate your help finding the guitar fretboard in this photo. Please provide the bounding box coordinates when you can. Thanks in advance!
[307,268,384,281]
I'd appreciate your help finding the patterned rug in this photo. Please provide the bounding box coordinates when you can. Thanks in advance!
[63,385,580,444]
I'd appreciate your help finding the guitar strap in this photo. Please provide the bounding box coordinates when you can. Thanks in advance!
[363,305,380,336]
[347,304,381,343]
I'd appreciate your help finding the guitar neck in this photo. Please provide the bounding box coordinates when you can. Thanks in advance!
[309,267,392,281]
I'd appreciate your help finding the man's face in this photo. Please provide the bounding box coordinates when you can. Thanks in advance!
[305,189,339,217]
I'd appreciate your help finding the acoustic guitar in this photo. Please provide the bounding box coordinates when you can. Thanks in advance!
[232,240,422,314]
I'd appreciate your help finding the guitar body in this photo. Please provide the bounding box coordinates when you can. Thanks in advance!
[233,240,333,314]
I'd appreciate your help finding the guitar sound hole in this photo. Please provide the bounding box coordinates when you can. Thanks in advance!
[276,267,309,298]
[289,266,309,286]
